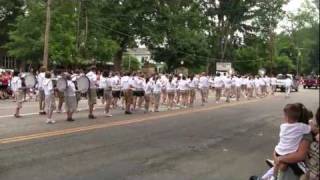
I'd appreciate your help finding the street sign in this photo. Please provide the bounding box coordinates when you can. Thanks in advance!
[216,62,232,72]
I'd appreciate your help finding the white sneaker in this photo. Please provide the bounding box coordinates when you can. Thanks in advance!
[46,119,51,124]
[106,113,112,117]
[51,120,56,124]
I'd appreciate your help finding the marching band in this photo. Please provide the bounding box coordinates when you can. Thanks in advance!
[10,66,279,124]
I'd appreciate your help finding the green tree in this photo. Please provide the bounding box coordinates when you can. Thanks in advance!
[0,0,24,47]
[122,55,140,72]
[202,0,258,61]
[274,55,295,74]
[4,0,119,68]
[147,0,209,72]
[254,0,289,72]
[278,0,319,74]
[4,0,45,64]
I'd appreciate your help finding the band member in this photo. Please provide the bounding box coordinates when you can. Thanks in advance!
[241,76,248,97]
[213,73,224,103]
[178,75,189,108]
[254,76,261,98]
[86,66,98,119]
[270,74,277,95]
[235,75,242,101]
[121,72,134,114]
[153,75,162,112]
[264,75,271,95]
[175,75,181,105]
[247,76,254,99]
[188,74,197,107]
[101,71,113,117]
[56,70,65,113]
[224,75,232,103]
[144,77,153,113]
[231,75,236,98]
[160,75,168,105]
[111,72,121,108]
[43,71,56,124]
[11,71,23,118]
[166,76,176,110]
[71,70,81,110]
[285,75,292,98]
[64,74,77,121]
[199,72,209,106]
[37,66,46,115]
[133,73,145,110]
[260,75,267,97]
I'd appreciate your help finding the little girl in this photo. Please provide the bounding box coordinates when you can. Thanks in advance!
[262,104,311,180]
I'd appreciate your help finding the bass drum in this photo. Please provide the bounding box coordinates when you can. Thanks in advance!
[56,78,67,92]
[24,74,37,88]
[76,76,90,93]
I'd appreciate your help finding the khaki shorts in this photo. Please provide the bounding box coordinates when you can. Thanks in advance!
[189,89,196,97]
[103,90,112,101]
[58,91,64,101]
[65,96,77,112]
[45,94,56,112]
[15,90,24,108]
[123,90,133,104]
[76,91,81,101]
[39,89,45,101]
[88,89,97,105]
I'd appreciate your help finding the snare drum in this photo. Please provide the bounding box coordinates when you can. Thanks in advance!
[56,78,67,92]
[24,74,37,88]
[76,76,90,93]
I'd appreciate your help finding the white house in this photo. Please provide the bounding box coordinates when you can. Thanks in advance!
[126,48,156,65]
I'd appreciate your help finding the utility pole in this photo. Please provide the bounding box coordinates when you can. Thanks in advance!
[43,0,52,69]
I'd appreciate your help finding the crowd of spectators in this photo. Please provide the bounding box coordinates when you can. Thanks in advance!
[0,71,12,99]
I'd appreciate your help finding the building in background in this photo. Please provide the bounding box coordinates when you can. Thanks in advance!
[126,48,156,66]
[0,48,18,70]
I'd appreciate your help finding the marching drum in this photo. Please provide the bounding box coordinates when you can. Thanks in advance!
[56,78,67,92]
[24,74,37,88]
[76,76,90,93]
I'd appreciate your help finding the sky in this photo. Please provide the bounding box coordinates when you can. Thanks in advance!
[277,0,307,33]
[283,0,305,13]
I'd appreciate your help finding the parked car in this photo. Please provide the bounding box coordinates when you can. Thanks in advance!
[303,75,319,89]
[276,74,299,92]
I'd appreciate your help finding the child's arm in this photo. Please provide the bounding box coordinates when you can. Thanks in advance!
[278,139,310,164]
[273,151,288,171]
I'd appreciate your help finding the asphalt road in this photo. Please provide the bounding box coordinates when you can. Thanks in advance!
[0,89,319,180]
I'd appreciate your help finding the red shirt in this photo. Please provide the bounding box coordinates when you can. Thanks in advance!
[2,75,9,86]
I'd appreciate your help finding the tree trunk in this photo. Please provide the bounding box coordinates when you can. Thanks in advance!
[76,0,81,51]
[113,49,123,71]
[269,30,275,74]
[43,0,52,69]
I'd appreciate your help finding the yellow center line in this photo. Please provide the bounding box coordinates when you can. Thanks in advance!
[0,98,263,144]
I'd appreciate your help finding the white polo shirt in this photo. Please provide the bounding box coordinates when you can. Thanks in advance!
[199,76,209,89]
[11,76,22,92]
[153,80,162,93]
[65,80,76,97]
[37,72,45,90]
[121,76,134,90]
[111,76,121,91]
[86,71,97,90]
[224,77,232,89]
[235,77,242,87]
[213,76,224,88]
[43,78,54,96]
[178,79,189,91]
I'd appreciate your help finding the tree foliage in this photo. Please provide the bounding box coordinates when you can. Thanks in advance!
[0,0,318,75]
